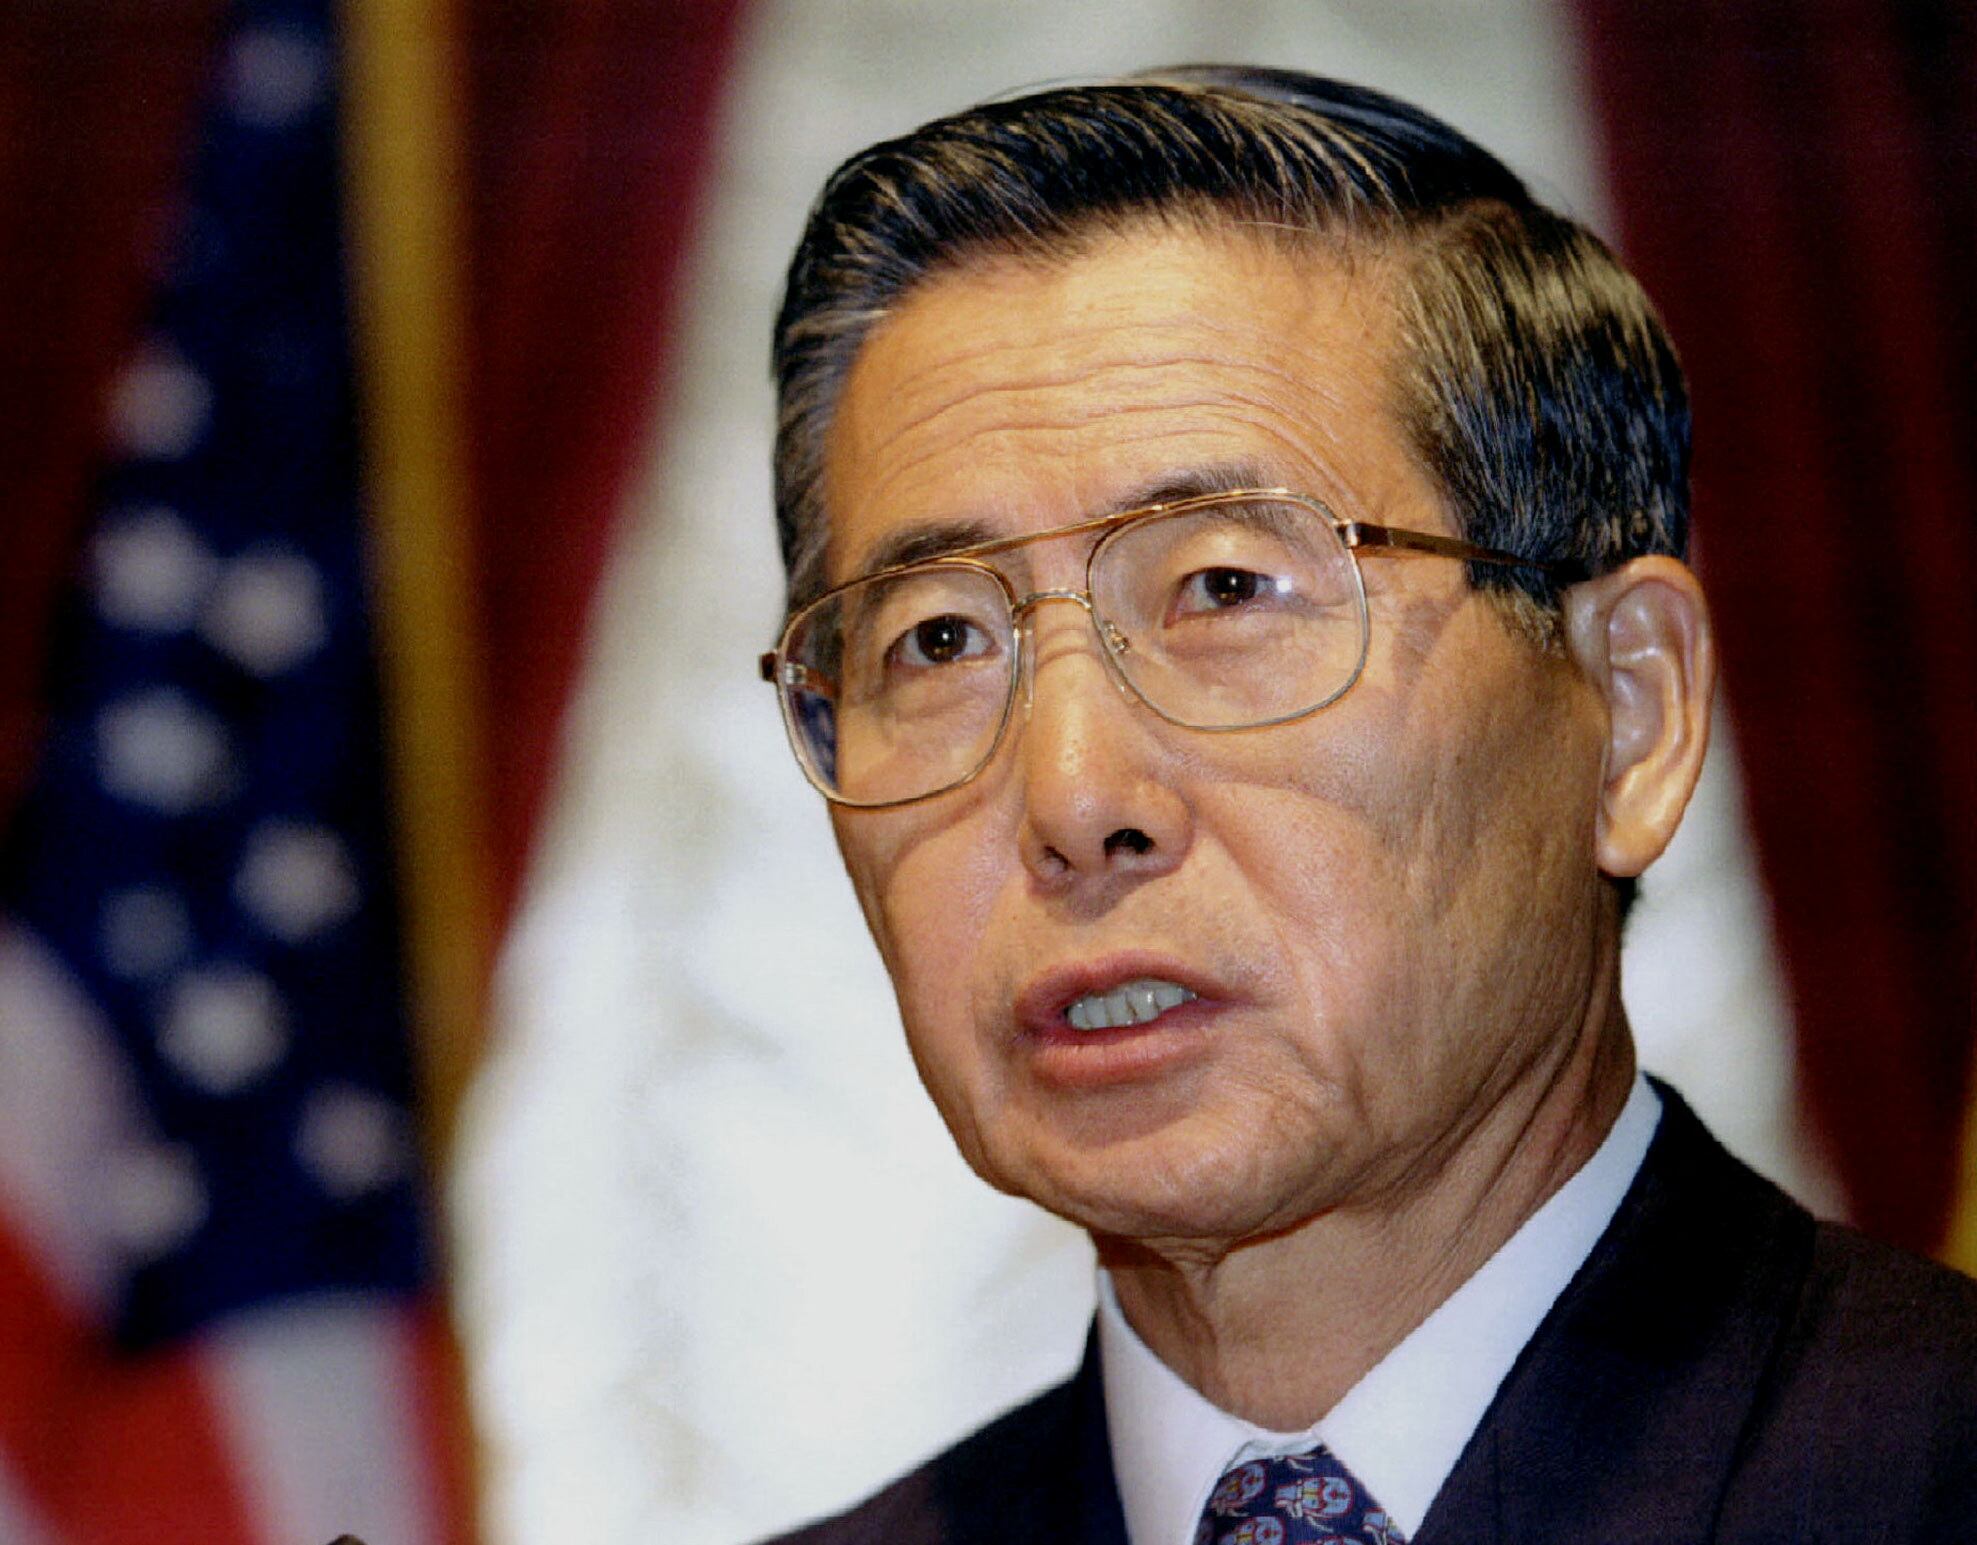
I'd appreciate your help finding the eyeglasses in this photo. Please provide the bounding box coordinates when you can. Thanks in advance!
[760,488,1585,809]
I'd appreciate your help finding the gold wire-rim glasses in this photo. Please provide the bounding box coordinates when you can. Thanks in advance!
[759,488,1589,809]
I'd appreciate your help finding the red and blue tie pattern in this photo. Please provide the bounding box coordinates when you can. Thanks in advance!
[1196,1446,1407,1545]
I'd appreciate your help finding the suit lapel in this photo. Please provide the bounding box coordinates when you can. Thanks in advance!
[929,1330,1129,1545]
[1416,1086,1815,1544]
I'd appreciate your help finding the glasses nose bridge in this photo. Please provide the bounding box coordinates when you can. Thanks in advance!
[1009,585,1125,662]
[1006,585,1136,719]
[1010,585,1096,624]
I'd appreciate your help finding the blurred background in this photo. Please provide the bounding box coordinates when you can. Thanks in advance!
[1,0,1972,1540]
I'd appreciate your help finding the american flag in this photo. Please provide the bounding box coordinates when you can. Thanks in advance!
[0,0,468,1538]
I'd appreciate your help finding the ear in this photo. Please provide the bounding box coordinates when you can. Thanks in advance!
[1563,556,1716,880]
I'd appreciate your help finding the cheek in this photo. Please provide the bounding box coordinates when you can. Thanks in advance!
[1333,621,1594,927]
[1193,767,1426,1095]
[838,805,1008,1033]
[1410,666,1602,944]
[1193,649,1594,1094]
[835,808,1016,1175]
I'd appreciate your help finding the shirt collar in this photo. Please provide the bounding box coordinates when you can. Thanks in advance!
[1098,1075,1662,1545]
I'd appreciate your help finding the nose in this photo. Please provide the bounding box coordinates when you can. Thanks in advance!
[1011,593,1192,892]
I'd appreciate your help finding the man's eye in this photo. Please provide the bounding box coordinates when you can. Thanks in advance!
[890,614,994,667]
[1172,566,1274,615]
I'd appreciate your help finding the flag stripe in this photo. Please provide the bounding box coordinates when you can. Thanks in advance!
[0,1460,53,1545]
[202,1297,437,1545]
[0,1220,257,1541]
[0,924,264,1542]
[0,1218,87,1522]
[0,924,149,1315]
[401,1301,478,1545]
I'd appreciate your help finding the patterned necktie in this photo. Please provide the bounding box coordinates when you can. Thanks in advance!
[1195,1445,1407,1545]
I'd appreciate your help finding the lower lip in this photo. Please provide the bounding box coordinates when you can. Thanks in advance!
[1022,998,1221,1087]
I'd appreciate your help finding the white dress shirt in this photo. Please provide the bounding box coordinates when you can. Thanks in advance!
[1097,1075,1662,1545]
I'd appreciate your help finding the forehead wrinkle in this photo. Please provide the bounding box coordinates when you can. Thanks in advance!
[850,261,1378,420]
[842,318,1392,502]
[856,339,1321,453]
[845,332,1378,474]
[837,244,1396,446]
[870,391,1285,481]
[846,383,1370,540]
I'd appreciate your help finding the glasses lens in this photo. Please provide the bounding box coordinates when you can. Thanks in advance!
[1092,495,1368,728]
[780,564,1015,805]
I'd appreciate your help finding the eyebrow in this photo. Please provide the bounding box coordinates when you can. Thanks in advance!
[851,518,1005,581]
[842,460,1279,582]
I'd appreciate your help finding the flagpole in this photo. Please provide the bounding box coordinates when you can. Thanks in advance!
[341,1,487,1536]
[341,0,490,1179]
[1946,1018,1977,1274]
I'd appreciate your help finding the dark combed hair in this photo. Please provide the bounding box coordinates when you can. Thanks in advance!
[771,65,1690,632]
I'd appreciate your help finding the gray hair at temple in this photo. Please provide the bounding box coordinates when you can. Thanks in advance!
[770,65,1690,636]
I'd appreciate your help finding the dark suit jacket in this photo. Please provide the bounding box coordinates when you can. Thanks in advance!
[770,1087,1977,1543]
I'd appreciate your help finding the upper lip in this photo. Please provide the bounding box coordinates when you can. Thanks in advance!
[1013,951,1229,1036]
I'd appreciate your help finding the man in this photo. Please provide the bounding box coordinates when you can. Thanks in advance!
[755,67,1977,1543]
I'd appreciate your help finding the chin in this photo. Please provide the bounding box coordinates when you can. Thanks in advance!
[977,1106,1346,1248]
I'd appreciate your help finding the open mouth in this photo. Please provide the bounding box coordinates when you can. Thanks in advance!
[1017,959,1221,1087]
[1063,977,1197,1031]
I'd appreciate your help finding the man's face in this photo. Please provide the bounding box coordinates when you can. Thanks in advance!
[821,225,1613,1251]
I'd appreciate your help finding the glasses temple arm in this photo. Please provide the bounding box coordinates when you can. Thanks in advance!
[1341,522,1590,582]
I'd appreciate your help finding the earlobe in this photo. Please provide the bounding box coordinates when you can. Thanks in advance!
[1563,556,1716,879]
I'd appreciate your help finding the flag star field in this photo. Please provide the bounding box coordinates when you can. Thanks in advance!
[1,0,426,1351]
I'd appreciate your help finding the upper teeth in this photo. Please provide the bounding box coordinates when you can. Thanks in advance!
[1064,978,1196,1031]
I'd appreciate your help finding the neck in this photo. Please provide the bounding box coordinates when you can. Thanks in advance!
[1098,985,1637,1430]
